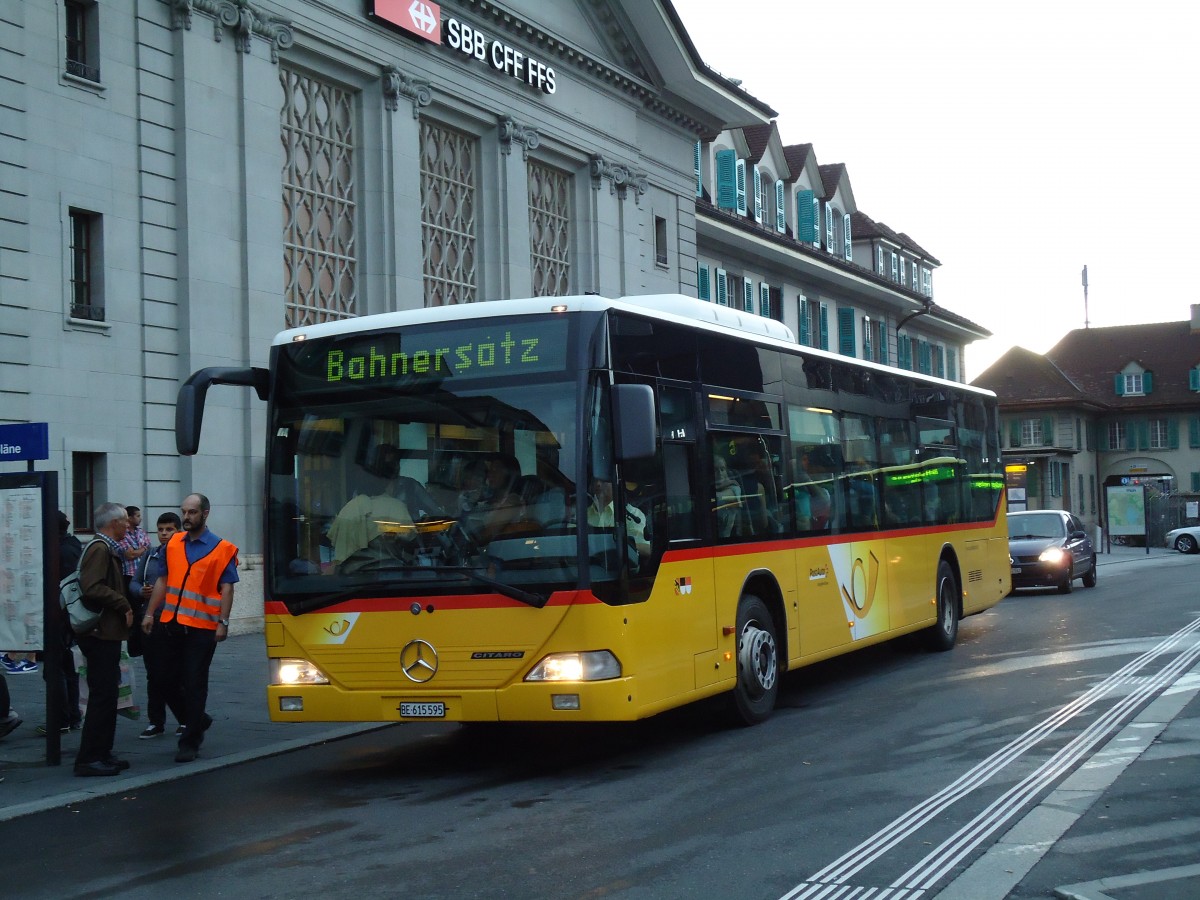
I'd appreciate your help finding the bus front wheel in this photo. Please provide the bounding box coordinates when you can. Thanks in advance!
[925,560,960,652]
[731,594,779,725]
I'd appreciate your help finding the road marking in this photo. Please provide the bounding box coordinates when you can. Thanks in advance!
[777,616,1200,900]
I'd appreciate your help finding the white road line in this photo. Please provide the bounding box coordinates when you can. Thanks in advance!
[777,616,1200,900]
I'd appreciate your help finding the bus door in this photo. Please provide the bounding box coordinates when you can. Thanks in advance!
[601,379,714,704]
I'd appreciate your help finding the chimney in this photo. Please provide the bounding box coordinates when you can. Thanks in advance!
[1193,304,1200,333]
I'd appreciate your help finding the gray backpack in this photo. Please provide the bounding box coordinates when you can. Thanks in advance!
[59,538,106,635]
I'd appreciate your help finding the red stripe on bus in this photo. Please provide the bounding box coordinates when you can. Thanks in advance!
[263,590,597,616]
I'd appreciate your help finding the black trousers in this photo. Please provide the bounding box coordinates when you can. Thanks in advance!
[160,621,217,750]
[74,634,121,766]
[141,621,185,728]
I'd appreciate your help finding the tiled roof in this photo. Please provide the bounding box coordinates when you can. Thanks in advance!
[742,123,772,163]
[782,143,814,185]
[972,346,1088,405]
[972,320,1200,410]
[818,163,847,199]
[848,212,940,266]
[1048,321,1200,408]
[897,232,941,266]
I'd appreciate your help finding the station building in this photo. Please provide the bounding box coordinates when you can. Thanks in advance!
[2,0,991,558]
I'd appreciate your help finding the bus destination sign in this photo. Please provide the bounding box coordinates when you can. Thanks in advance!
[313,319,569,388]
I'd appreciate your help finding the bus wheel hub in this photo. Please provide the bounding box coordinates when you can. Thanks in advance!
[740,625,777,693]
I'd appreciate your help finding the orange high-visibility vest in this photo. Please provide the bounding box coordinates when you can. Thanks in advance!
[160,532,238,630]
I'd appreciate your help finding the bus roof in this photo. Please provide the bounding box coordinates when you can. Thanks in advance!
[272,294,996,400]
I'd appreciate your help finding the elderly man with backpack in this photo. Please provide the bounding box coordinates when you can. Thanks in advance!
[73,502,135,777]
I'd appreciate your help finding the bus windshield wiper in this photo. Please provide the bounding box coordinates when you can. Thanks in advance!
[440,567,548,609]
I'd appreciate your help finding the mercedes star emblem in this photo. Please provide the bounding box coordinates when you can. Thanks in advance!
[400,639,439,683]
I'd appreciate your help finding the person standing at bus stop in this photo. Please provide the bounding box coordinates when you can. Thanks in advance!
[74,502,134,777]
[142,493,238,764]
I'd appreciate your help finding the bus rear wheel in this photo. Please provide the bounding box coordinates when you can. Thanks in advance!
[925,560,959,652]
[731,594,779,726]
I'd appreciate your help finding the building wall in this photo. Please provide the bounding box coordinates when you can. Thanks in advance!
[2,0,715,555]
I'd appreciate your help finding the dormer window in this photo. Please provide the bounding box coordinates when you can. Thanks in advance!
[1115,367,1152,396]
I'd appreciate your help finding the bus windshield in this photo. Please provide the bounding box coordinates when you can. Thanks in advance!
[265,317,589,608]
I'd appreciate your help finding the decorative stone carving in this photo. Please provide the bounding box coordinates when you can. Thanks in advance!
[499,117,540,160]
[168,0,294,62]
[382,66,433,118]
[589,154,648,203]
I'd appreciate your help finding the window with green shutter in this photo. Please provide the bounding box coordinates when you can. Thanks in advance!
[735,158,747,215]
[775,181,786,233]
[693,142,703,198]
[715,268,728,306]
[1190,366,1200,391]
[715,150,737,209]
[878,319,889,365]
[818,303,829,350]
[796,190,816,242]
[1192,472,1200,492]
[1189,416,1200,448]
[697,264,710,301]
[1143,371,1153,393]
[752,164,763,225]
[837,307,856,356]
[798,296,810,346]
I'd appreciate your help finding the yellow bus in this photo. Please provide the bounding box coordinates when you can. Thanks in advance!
[177,294,1009,725]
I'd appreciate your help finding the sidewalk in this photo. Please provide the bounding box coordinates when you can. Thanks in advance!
[0,631,380,822]
[1093,540,1179,567]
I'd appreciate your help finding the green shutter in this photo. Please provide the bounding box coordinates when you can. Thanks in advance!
[1190,416,1200,448]
[1009,420,1021,448]
[1168,418,1179,449]
[715,150,736,209]
[735,159,747,215]
[697,264,710,301]
[878,320,889,365]
[1114,374,1125,396]
[799,297,810,346]
[837,307,856,356]
[1190,367,1200,391]
[818,304,829,350]
[1136,420,1149,450]
[1143,372,1153,393]
[1192,472,1200,492]
[796,189,816,242]
[1041,417,1053,446]
[743,279,754,312]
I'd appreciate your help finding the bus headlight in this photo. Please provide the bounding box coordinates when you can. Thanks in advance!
[1038,547,1067,565]
[270,657,330,685]
[525,651,621,682]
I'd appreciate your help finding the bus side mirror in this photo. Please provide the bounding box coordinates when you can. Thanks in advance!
[611,383,656,461]
[175,367,269,455]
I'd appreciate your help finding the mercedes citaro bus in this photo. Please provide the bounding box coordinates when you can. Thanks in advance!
[176,294,1009,725]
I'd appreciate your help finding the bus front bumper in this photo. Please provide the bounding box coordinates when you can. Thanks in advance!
[266,677,637,723]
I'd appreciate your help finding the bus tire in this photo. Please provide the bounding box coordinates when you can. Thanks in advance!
[730,594,779,726]
[925,560,959,652]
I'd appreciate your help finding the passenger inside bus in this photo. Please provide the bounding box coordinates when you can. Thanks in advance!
[712,454,748,537]
[737,438,783,534]
[792,449,833,532]
[464,454,525,542]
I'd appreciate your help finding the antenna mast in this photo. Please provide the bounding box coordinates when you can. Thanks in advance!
[1081,265,1089,328]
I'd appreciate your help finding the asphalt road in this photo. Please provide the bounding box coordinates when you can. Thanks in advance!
[1,551,1197,899]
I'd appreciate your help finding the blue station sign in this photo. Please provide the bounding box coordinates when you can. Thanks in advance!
[0,422,49,462]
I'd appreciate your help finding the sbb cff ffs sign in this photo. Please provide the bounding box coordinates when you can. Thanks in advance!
[369,0,557,95]
[372,0,442,43]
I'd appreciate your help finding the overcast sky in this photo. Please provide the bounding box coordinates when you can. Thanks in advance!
[671,0,1200,379]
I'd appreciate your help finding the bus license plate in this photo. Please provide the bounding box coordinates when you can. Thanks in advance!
[1011,566,1021,574]
[400,702,445,718]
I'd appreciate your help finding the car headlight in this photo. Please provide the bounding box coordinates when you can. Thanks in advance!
[525,651,621,682]
[270,657,330,685]
[1038,547,1068,564]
